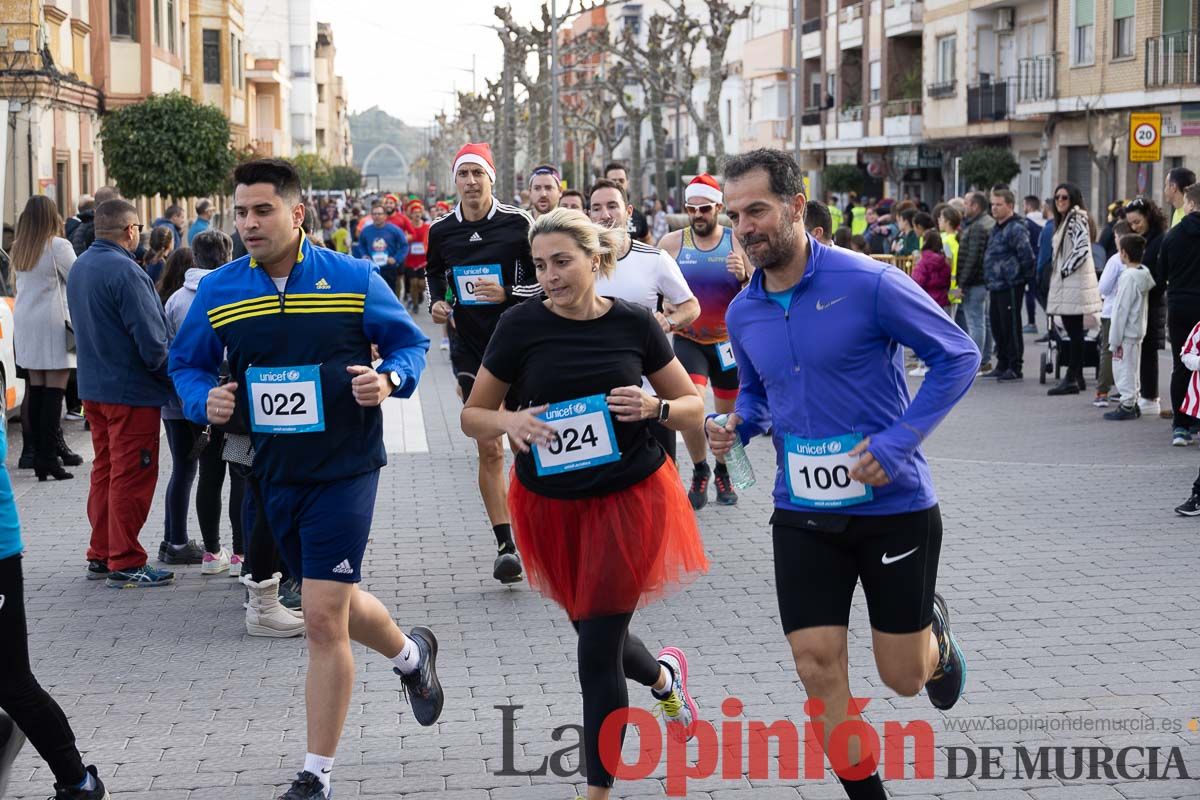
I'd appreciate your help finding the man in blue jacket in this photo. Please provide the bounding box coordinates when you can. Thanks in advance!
[983,188,1036,381]
[65,199,177,589]
[705,149,979,800]
[353,203,408,297]
[169,159,439,800]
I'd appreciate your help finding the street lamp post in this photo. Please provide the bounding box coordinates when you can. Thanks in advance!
[551,0,561,170]
[793,0,803,166]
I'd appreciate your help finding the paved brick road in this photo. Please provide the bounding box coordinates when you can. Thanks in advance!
[4,325,1198,799]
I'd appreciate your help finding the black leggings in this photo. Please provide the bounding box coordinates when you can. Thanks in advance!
[571,613,663,788]
[1060,314,1085,378]
[0,555,86,787]
[162,422,245,553]
[240,471,283,582]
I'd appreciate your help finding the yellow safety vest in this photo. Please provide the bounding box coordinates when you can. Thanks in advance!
[850,206,867,236]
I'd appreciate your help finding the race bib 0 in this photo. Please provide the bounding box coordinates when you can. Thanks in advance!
[409,242,426,256]
[783,433,872,509]
[453,264,504,305]
[532,394,621,476]
[246,365,325,434]
[715,340,737,371]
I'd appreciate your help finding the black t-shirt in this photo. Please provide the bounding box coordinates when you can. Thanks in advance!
[482,298,674,499]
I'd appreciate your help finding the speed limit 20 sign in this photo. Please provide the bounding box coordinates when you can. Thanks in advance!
[1130,112,1162,163]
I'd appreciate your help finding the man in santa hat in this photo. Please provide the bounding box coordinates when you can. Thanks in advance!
[659,173,752,510]
[426,142,540,585]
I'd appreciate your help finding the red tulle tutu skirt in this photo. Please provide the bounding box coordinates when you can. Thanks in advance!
[508,460,709,620]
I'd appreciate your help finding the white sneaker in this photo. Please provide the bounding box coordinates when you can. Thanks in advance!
[201,548,230,575]
[1138,397,1161,416]
[229,554,244,578]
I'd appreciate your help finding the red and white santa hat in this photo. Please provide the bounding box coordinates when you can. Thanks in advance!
[452,142,496,183]
[685,173,723,205]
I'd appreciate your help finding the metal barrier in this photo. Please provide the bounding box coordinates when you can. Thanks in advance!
[870,254,915,275]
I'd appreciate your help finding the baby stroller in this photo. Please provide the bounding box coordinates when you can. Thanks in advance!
[1038,315,1101,385]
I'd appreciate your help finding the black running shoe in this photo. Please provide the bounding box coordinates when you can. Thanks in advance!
[1175,494,1200,517]
[86,560,109,580]
[53,764,109,799]
[0,709,27,799]
[688,463,710,510]
[277,770,326,799]
[925,593,966,710]
[713,469,738,506]
[396,626,444,726]
[493,541,524,584]
[158,540,204,565]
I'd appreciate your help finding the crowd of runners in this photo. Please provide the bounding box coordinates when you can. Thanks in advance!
[18,136,1131,800]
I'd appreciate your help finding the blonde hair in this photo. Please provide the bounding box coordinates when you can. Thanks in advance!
[528,207,620,278]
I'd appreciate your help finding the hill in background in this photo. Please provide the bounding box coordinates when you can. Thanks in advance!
[349,107,427,193]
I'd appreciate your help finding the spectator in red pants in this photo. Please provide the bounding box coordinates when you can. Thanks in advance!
[64,199,176,588]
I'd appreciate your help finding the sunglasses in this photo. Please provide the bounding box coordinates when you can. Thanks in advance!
[1055,194,1071,201]
[128,223,144,232]
[686,204,715,214]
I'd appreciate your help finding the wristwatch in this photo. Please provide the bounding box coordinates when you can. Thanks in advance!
[657,399,670,422]
[387,371,403,391]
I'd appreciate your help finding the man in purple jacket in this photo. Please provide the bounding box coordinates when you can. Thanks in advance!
[705,149,980,800]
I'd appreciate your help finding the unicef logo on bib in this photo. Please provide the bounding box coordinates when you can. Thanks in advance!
[287,369,301,382]
[827,439,842,454]
[572,401,588,415]
[533,394,621,476]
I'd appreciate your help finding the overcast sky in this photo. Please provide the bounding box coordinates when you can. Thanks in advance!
[312,1,546,129]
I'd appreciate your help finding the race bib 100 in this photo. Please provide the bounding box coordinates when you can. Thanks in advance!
[453,264,504,305]
[533,394,621,476]
[246,365,325,434]
[783,432,872,509]
[715,340,737,371]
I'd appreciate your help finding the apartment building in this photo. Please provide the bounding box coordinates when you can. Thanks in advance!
[314,22,351,167]
[244,0,316,153]
[0,1,104,229]
[188,0,247,147]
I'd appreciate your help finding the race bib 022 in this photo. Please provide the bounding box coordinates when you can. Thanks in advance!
[532,394,621,476]
[246,365,325,434]
[783,432,872,509]
[453,264,504,305]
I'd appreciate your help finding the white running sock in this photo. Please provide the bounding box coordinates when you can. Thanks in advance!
[302,753,334,796]
[651,662,675,699]
[392,635,420,674]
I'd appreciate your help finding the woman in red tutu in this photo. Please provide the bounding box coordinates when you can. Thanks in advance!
[462,207,709,799]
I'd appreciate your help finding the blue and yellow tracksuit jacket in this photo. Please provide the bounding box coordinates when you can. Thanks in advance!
[168,236,430,485]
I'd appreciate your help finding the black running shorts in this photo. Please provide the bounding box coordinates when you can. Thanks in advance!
[673,335,740,396]
[771,504,942,635]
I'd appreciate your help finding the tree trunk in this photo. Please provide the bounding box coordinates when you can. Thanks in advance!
[706,52,725,168]
[648,89,668,206]
[628,111,645,204]
[500,54,518,201]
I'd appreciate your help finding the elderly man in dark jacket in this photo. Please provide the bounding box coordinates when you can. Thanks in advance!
[65,199,175,589]
[68,186,119,255]
[982,189,1036,381]
[957,191,996,371]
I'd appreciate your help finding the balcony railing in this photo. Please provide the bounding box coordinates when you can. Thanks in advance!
[883,98,921,117]
[840,2,862,23]
[1016,53,1058,103]
[927,80,956,98]
[802,18,821,34]
[838,104,863,121]
[801,110,823,125]
[967,79,1013,122]
[1146,30,1199,87]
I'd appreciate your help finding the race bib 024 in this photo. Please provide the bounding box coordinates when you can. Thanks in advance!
[453,264,504,305]
[246,365,325,434]
[532,394,621,476]
[783,432,872,509]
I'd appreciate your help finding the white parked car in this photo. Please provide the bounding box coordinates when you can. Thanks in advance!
[0,297,26,419]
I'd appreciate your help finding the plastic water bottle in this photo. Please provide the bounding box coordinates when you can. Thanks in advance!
[714,414,755,490]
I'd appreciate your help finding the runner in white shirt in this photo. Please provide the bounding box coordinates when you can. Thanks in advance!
[588,178,700,461]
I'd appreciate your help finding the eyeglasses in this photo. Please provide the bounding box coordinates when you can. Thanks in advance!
[686,204,715,214]
[1054,194,1070,201]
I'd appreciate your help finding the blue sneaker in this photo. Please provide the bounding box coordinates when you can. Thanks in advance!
[395,626,443,726]
[925,593,966,710]
[105,565,175,589]
[277,770,327,799]
[1171,427,1193,447]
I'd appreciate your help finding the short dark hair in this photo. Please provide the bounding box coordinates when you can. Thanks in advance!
[913,211,934,230]
[1119,233,1146,264]
[1023,194,1040,209]
[991,188,1016,208]
[191,228,233,269]
[1167,167,1196,192]
[967,192,989,214]
[233,158,302,203]
[196,199,212,214]
[939,206,962,229]
[722,148,804,202]
[370,203,386,212]
[833,226,851,248]
[803,200,832,235]
[900,208,917,224]
[562,189,585,203]
[588,178,627,205]
[165,204,184,218]
[94,198,139,236]
[921,229,944,252]
[1112,220,1132,237]
[602,162,627,178]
